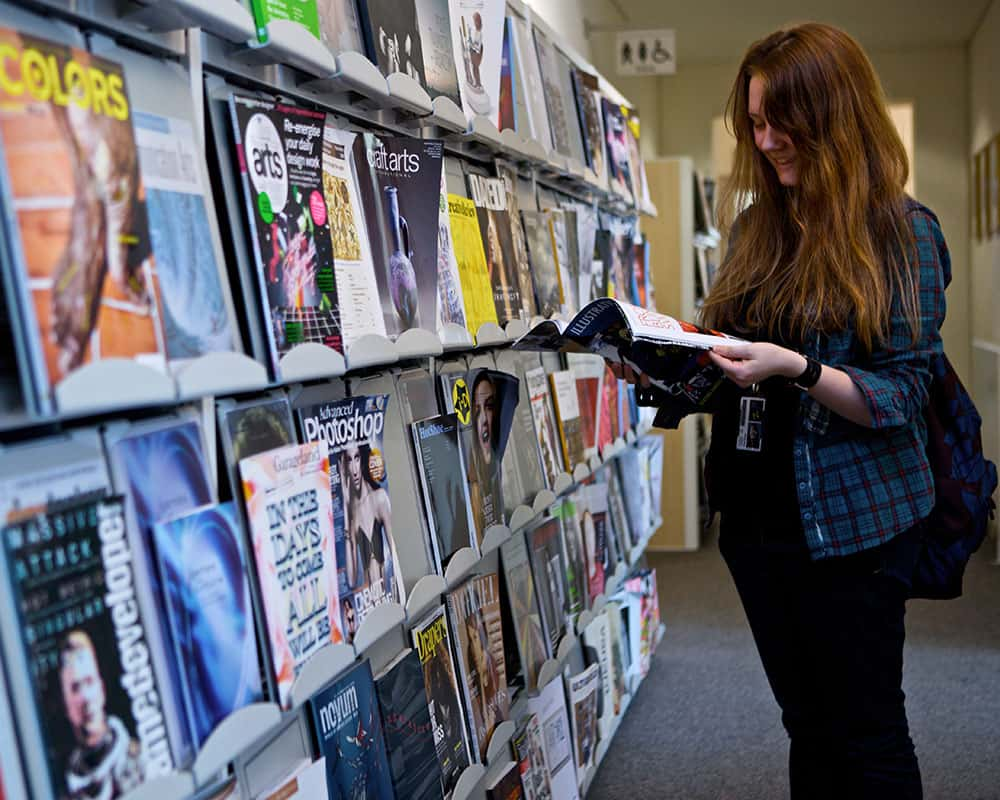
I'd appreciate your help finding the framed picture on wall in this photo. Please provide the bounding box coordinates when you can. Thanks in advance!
[986,141,995,238]
[974,149,983,242]
[992,135,1000,238]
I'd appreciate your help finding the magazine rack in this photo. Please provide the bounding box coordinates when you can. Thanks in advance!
[476,322,509,347]
[299,50,393,108]
[396,327,445,360]
[404,574,448,622]
[120,0,255,41]
[467,115,505,153]
[344,335,399,371]
[504,318,531,340]
[573,462,593,482]
[440,322,477,351]
[385,72,433,117]
[453,764,488,800]
[288,646,357,710]
[418,95,469,135]
[54,359,177,415]
[278,342,347,382]
[444,547,480,589]
[175,352,269,400]
[553,471,574,495]
[480,524,513,555]
[508,504,537,532]
[230,18,336,78]
[193,703,283,786]
[120,772,195,800]
[352,602,406,655]
[485,720,517,764]
[532,488,558,514]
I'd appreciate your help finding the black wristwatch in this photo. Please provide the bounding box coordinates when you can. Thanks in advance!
[793,355,822,390]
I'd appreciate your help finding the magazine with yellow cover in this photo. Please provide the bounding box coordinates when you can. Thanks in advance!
[447,193,498,337]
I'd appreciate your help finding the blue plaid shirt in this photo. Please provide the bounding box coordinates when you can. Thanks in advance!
[667,201,948,560]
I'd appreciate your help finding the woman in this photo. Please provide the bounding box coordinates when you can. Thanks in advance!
[340,441,394,604]
[467,372,504,538]
[621,23,947,799]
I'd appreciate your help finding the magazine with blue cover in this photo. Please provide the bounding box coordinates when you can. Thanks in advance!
[153,501,263,748]
[310,659,394,799]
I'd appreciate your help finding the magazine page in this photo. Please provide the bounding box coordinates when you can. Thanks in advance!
[526,676,579,800]
[500,530,548,687]
[467,173,522,325]
[533,25,571,158]
[508,15,552,153]
[296,395,401,643]
[512,713,554,800]
[449,0,506,124]
[239,441,343,708]
[415,0,463,107]
[568,664,600,782]
[448,194,500,336]
[553,495,586,620]
[495,160,538,319]
[437,167,468,333]
[548,370,584,470]
[581,611,619,742]
[526,518,568,655]
[495,351,548,510]
[316,0,364,54]
[521,210,562,318]
[574,71,607,188]
[249,0,321,41]
[321,122,387,348]
[525,367,565,487]
[601,98,634,205]
[581,481,610,605]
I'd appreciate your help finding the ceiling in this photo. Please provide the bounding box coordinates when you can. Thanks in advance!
[582,0,992,65]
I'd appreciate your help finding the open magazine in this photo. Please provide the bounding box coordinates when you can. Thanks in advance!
[511,298,744,409]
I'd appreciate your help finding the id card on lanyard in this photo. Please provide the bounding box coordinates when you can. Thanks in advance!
[737,386,765,452]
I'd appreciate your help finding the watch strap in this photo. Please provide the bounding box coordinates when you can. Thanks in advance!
[793,355,822,390]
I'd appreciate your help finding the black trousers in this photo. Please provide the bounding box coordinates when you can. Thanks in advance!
[720,520,923,800]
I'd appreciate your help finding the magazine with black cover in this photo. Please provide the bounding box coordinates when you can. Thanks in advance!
[466,172,522,325]
[567,664,600,783]
[520,210,562,318]
[513,297,743,412]
[296,394,403,642]
[310,659,394,798]
[411,606,471,798]
[525,518,567,655]
[412,413,478,572]
[357,0,427,83]
[571,70,607,187]
[0,498,174,799]
[494,161,537,319]
[500,531,548,686]
[374,648,445,800]
[450,0,507,124]
[512,713,552,800]
[446,573,510,762]
[354,133,444,336]
[229,93,343,376]
[415,0,463,107]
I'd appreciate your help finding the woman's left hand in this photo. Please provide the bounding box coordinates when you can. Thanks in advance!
[709,342,807,388]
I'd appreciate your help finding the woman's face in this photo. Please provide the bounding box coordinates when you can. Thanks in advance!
[344,444,363,494]
[473,379,496,464]
[748,75,799,187]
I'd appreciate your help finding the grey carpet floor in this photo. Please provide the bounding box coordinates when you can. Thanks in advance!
[589,534,1000,800]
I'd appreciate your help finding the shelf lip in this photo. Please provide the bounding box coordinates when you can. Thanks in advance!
[404,573,447,622]
[385,72,433,116]
[192,702,283,786]
[278,342,347,383]
[288,644,357,710]
[352,602,405,653]
[174,352,268,400]
[54,359,177,416]
[300,50,391,106]
[344,334,399,371]
[119,771,194,800]
[230,18,337,78]
[124,0,256,41]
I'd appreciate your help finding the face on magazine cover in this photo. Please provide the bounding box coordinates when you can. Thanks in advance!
[472,373,498,467]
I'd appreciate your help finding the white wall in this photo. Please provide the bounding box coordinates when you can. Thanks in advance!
[524,0,590,59]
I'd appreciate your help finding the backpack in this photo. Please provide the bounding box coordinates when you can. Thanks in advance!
[910,352,998,599]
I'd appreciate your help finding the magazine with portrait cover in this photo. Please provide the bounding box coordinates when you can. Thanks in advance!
[229,94,343,377]
[357,0,426,83]
[415,0,463,107]
[494,351,547,513]
[571,70,607,187]
[437,171,468,333]
[466,172,521,324]
[317,0,365,54]
[448,193,499,337]
[525,518,567,656]
[296,394,401,642]
[580,482,609,605]
[494,160,537,319]
[512,713,553,800]
[238,440,343,709]
[411,606,471,798]
[412,413,477,573]
[446,573,510,762]
[553,495,586,620]
[249,0,321,41]
[152,502,264,748]
[0,28,165,414]
[601,99,635,204]
[596,364,619,453]
[520,211,562,318]
[354,133,443,337]
[0,498,174,800]
[524,366,564,488]
[321,122,387,349]
[105,416,215,765]
[310,659,394,798]
[134,111,240,370]
[374,649,445,800]
[449,0,506,124]
[0,430,110,525]
[497,18,516,132]
[548,370,584,470]
[500,531,548,687]
[217,393,297,504]
[622,107,649,209]
[567,664,600,783]
[526,674,579,800]
[438,368,519,546]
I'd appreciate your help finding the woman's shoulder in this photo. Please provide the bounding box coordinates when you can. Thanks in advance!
[902,196,951,287]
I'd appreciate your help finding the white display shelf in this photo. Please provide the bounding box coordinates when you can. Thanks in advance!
[193,703,283,786]
[439,322,477,351]
[121,0,255,41]
[278,342,347,382]
[532,489,558,515]
[175,352,268,400]
[55,359,177,416]
[345,334,399,371]
[504,318,530,340]
[385,72,433,117]
[485,719,517,764]
[421,95,469,133]
[452,764,487,800]
[395,327,444,360]
[475,322,509,347]
[508,504,536,532]
[352,602,405,654]
[405,574,447,622]
[288,645,357,710]
[444,547,479,588]
[480,524,512,555]
[299,50,392,108]
[120,772,194,800]
[230,18,336,78]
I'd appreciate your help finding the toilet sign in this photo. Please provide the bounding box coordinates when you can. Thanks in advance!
[616,29,676,76]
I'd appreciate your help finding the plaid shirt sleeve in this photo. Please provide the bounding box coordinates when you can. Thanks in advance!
[838,208,948,429]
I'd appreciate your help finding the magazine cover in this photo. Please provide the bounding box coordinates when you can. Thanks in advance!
[512,713,552,800]
[601,99,635,204]
[411,606,471,798]
[494,161,537,319]
[617,446,651,546]
[566,204,599,309]
[520,211,562,318]
[446,573,510,761]
[572,71,607,187]
[596,365,619,453]
[547,210,576,316]
[317,0,365,54]
[322,122,387,348]
[449,0,506,123]
[566,353,602,460]
[497,18,516,132]
[436,172,468,332]
[357,0,426,83]
[249,0,321,41]
[229,94,343,375]
[239,441,343,709]
[374,649,444,800]
[354,133,443,336]
[549,370,584,469]
[525,366,564,487]
[642,433,664,519]
[582,611,620,741]
[152,502,263,748]
[297,394,401,642]
[553,48,588,167]
[448,193,498,336]
[495,352,547,513]
[623,570,660,678]
[525,518,566,659]
[582,482,610,604]
[466,173,521,324]
[0,499,173,799]
[568,664,600,782]
[219,394,297,502]
[622,108,648,209]
[415,0,462,106]
[0,29,164,412]
[310,659,394,798]
[532,26,572,158]
[508,15,552,153]
[604,601,629,704]
[412,414,477,572]
[486,762,523,800]
[553,496,586,619]
[500,532,548,687]
[526,674,579,800]
[134,111,239,369]
[439,369,519,546]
